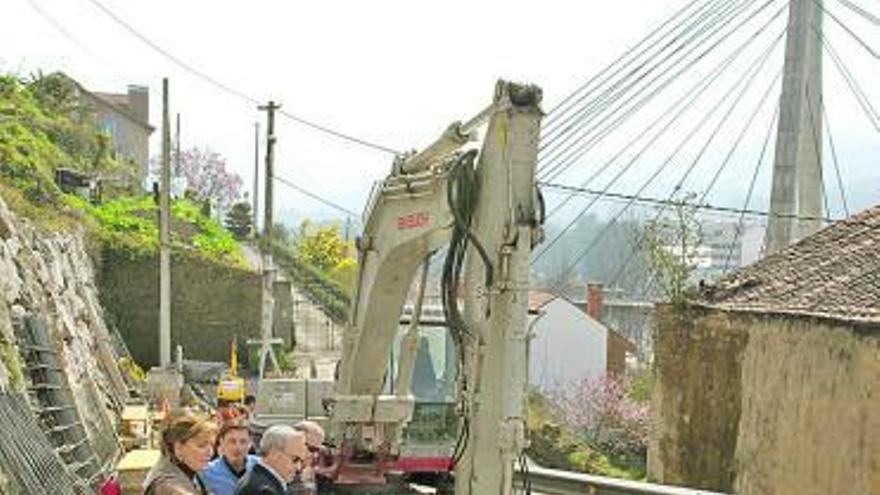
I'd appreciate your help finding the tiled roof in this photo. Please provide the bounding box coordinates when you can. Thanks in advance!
[699,204,880,324]
[528,291,557,312]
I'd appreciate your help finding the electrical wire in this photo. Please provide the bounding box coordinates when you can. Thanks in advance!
[83,0,402,155]
[272,174,360,218]
[538,183,841,224]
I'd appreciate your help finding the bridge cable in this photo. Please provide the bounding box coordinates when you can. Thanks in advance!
[820,95,851,217]
[815,0,880,59]
[816,24,880,131]
[539,0,763,175]
[804,84,832,222]
[542,0,707,129]
[544,67,785,294]
[606,35,784,286]
[698,67,783,204]
[539,0,785,183]
[722,106,779,274]
[543,22,786,225]
[540,0,732,149]
[837,0,880,25]
[534,25,786,263]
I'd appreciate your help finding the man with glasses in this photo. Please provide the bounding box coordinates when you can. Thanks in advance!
[234,425,307,495]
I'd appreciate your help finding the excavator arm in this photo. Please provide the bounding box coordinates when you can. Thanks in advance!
[330,80,543,494]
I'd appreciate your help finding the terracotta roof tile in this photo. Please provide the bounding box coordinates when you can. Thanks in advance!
[699,204,880,323]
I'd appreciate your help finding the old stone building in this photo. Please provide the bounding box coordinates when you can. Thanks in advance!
[649,205,880,494]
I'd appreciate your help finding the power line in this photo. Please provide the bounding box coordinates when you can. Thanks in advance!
[539,182,842,222]
[82,0,402,155]
[273,174,360,218]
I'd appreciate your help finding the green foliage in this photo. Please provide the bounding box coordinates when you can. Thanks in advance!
[0,73,129,211]
[224,201,253,239]
[294,220,353,273]
[639,192,703,306]
[64,194,246,266]
[274,246,351,324]
[0,339,25,392]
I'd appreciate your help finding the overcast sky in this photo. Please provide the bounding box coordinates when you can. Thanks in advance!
[3,0,878,228]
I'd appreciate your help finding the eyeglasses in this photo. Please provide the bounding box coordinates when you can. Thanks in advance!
[282,450,303,465]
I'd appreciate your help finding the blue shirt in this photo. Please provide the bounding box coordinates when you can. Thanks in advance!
[202,455,258,495]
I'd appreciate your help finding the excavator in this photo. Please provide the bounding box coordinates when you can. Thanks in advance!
[327,79,544,494]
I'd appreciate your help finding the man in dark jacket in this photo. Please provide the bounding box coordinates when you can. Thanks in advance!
[234,425,308,495]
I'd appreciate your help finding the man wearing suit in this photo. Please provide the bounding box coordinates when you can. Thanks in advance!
[234,425,308,495]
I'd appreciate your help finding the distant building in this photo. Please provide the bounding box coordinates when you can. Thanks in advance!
[60,73,153,180]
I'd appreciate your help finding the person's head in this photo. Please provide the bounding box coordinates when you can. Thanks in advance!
[160,412,217,473]
[259,425,307,482]
[244,395,257,410]
[216,420,252,467]
[293,420,325,454]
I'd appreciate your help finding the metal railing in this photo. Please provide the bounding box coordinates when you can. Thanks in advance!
[515,465,729,495]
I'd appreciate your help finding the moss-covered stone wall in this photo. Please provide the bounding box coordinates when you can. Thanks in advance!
[649,305,880,495]
[96,248,263,367]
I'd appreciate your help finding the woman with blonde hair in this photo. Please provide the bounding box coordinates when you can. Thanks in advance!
[143,411,217,495]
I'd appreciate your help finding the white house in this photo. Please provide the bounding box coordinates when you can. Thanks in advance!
[528,287,635,392]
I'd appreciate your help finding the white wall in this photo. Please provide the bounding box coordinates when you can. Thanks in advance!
[528,298,607,392]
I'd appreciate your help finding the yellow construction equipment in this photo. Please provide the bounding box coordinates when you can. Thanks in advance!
[217,337,246,403]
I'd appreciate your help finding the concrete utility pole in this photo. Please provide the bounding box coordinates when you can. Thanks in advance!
[159,78,172,368]
[766,0,824,254]
[257,101,281,377]
[253,122,260,237]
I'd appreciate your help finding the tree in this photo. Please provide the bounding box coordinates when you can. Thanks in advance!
[156,146,243,212]
[225,200,253,239]
[294,220,354,273]
[639,193,703,306]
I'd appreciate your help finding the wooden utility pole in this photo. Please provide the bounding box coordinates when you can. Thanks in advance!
[159,78,172,368]
[253,122,260,236]
[256,101,281,377]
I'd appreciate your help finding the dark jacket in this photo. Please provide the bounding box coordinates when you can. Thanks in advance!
[233,463,287,495]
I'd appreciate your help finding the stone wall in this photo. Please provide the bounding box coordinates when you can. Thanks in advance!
[0,193,127,482]
[96,249,266,368]
[649,305,880,495]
